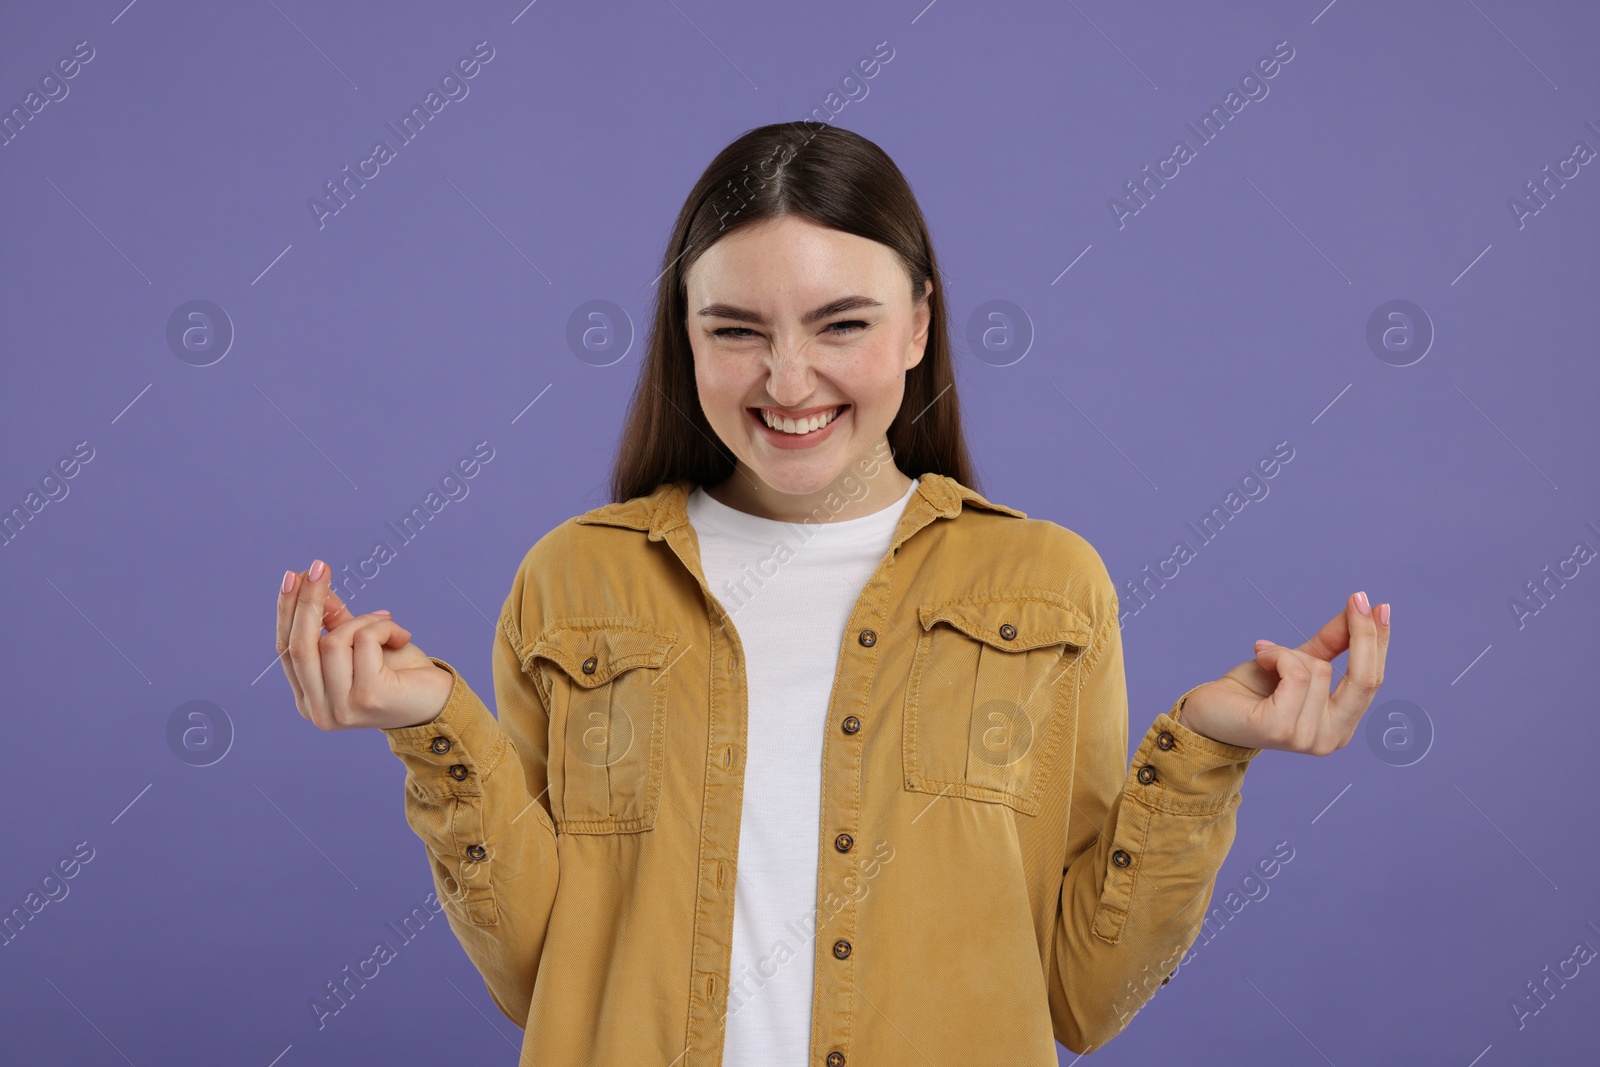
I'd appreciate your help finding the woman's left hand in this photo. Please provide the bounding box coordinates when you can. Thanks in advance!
[1177,590,1391,755]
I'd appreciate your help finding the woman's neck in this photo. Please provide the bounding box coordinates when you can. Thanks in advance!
[703,464,913,523]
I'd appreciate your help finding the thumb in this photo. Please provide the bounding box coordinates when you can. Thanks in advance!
[326,590,407,644]
[370,618,412,647]
[1254,639,1313,684]
[1251,638,1319,711]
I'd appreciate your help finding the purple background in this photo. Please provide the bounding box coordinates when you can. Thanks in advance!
[3,1,1597,1064]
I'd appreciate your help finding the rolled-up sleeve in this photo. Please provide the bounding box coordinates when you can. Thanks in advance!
[1048,608,1261,1053]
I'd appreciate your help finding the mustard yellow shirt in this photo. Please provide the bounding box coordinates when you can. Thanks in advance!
[383,473,1261,1064]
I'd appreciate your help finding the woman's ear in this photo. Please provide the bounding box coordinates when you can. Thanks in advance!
[906,277,933,370]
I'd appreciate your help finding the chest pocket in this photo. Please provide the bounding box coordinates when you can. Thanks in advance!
[903,593,1093,816]
[526,620,677,834]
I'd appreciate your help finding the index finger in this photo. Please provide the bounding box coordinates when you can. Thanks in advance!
[277,564,363,726]
[276,566,357,645]
[1335,597,1390,723]
[277,568,309,709]
[321,582,357,630]
[276,568,303,657]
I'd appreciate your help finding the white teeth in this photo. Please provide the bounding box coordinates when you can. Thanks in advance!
[761,405,842,434]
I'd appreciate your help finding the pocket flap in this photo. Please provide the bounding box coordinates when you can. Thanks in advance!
[918,593,1093,652]
[525,622,676,688]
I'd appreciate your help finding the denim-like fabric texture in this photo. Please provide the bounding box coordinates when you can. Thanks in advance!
[383,473,1261,1064]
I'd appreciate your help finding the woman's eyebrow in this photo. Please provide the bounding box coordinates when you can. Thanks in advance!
[696,295,884,326]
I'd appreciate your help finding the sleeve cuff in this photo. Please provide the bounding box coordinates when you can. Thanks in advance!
[382,657,509,799]
[1125,684,1261,816]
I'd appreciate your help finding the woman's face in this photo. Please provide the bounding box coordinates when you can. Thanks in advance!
[684,214,932,521]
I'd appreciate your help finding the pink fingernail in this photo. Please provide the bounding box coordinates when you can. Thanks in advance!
[1354,590,1371,615]
[309,559,327,581]
[281,570,296,595]
[1378,602,1390,625]
[373,609,391,616]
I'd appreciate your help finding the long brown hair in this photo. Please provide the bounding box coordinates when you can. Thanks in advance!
[607,121,979,504]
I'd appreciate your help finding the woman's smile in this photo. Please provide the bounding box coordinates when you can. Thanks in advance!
[747,402,850,450]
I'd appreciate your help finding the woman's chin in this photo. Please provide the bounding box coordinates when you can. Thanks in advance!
[752,466,841,498]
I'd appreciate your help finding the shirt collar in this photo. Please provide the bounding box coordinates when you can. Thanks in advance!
[574,472,1026,545]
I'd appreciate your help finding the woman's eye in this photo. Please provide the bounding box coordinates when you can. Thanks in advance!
[713,322,866,340]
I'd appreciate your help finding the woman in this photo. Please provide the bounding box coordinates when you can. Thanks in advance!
[275,121,1390,1066]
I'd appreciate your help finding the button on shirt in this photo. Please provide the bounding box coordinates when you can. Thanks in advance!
[380,473,1263,1066]
[686,477,919,1067]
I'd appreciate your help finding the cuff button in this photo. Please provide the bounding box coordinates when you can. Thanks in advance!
[1137,764,1157,785]
[449,764,469,781]
[1156,731,1175,750]
[430,737,451,754]
[466,844,487,861]
[1111,849,1132,868]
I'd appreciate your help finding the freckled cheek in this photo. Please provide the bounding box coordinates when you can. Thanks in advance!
[695,356,756,415]
[839,343,907,405]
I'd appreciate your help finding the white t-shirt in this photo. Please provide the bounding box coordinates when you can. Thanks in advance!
[687,477,920,1067]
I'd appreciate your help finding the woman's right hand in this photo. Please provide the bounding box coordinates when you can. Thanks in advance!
[277,559,456,731]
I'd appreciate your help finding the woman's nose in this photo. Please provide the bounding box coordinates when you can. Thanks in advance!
[763,344,818,396]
